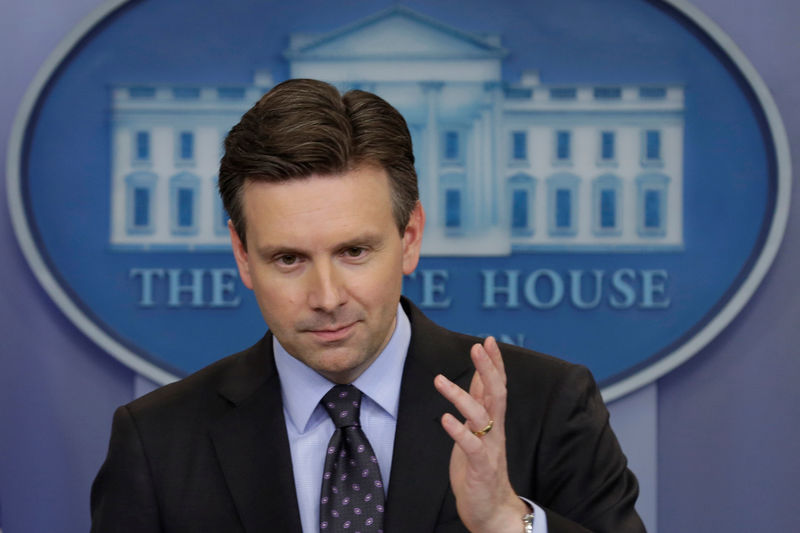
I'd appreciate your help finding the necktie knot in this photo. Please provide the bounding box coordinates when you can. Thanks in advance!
[322,384,362,429]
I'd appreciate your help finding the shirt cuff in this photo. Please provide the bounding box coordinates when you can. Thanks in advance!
[519,496,548,533]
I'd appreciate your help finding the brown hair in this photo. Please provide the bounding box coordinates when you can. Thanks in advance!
[219,79,418,248]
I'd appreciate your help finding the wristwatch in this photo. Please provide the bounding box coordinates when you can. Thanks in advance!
[522,509,535,533]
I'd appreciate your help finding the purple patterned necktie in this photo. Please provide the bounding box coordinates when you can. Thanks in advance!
[319,385,385,533]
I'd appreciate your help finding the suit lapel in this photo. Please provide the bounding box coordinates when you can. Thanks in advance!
[384,301,474,531]
[209,335,303,533]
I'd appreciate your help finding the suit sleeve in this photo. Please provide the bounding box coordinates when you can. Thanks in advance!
[532,365,645,533]
[90,405,163,532]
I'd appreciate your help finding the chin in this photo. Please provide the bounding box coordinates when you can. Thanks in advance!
[313,352,370,382]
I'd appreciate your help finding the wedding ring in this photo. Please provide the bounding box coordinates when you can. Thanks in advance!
[471,419,494,437]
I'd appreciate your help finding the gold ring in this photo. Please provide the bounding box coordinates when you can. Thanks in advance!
[472,419,494,437]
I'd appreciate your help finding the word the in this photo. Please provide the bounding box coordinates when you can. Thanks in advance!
[130,268,241,308]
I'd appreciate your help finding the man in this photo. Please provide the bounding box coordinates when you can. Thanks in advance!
[91,79,645,532]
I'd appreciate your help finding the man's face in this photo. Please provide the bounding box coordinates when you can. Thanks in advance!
[230,165,424,384]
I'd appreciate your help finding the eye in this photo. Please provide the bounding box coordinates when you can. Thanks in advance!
[344,247,366,258]
[277,254,298,266]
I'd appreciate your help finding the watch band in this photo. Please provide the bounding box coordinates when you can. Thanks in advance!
[522,510,535,533]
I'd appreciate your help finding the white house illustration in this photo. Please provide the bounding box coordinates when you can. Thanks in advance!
[109,6,684,255]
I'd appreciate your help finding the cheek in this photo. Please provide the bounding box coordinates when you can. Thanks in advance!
[251,275,300,319]
[353,262,403,302]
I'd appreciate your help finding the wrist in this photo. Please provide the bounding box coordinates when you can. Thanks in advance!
[490,496,530,533]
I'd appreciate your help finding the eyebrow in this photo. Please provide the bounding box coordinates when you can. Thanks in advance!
[254,232,385,260]
[337,233,385,251]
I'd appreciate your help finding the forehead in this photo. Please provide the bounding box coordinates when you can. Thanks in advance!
[240,166,396,246]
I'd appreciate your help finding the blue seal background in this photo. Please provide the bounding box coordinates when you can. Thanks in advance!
[3,2,799,532]
[22,0,774,384]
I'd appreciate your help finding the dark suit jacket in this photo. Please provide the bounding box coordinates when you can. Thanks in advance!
[91,299,644,532]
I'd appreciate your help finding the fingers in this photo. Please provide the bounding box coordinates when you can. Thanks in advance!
[434,337,508,436]
[440,411,484,456]
[434,373,491,435]
[471,338,507,427]
[468,367,485,404]
[482,336,506,386]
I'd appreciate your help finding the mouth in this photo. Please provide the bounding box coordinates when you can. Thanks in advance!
[307,321,357,343]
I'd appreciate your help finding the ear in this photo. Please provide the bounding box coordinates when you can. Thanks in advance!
[401,202,425,275]
[228,220,254,290]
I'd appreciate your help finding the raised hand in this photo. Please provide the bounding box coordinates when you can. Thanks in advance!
[434,336,530,533]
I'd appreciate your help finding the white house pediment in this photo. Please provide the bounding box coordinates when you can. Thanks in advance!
[285,6,507,60]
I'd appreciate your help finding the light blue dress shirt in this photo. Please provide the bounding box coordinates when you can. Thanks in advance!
[274,304,547,533]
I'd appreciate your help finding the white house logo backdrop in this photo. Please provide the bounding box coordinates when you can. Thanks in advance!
[8,0,790,398]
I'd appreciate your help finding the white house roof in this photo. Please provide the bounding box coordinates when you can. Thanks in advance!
[284,6,508,61]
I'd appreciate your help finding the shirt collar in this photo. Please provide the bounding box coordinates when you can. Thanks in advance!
[274,303,411,433]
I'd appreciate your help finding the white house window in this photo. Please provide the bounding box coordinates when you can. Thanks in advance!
[125,172,157,235]
[555,130,571,163]
[513,190,528,227]
[133,131,150,162]
[636,173,670,236]
[599,131,616,163]
[170,172,200,235]
[177,131,195,163]
[218,87,246,100]
[556,189,571,227]
[549,87,576,100]
[178,190,193,226]
[129,86,155,99]
[507,174,536,236]
[642,129,663,165]
[511,131,527,161]
[445,189,461,228]
[644,190,660,227]
[173,87,200,99]
[594,87,622,100]
[440,173,466,232]
[547,173,579,236]
[592,174,622,235]
[601,190,616,227]
[442,130,462,162]
[639,87,667,99]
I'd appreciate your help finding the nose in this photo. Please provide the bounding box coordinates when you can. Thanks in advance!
[306,260,347,312]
